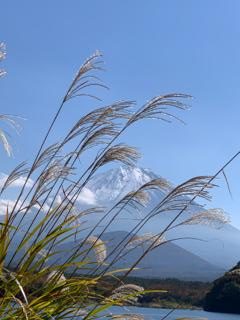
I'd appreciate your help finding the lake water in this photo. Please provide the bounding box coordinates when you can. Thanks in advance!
[109,306,240,319]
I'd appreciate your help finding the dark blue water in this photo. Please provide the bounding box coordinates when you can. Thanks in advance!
[109,306,240,319]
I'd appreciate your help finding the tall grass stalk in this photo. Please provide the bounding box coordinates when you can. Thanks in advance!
[0,46,236,320]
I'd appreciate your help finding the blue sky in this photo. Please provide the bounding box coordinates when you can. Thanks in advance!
[1,1,240,228]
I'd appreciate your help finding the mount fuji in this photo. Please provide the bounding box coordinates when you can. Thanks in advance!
[82,165,240,270]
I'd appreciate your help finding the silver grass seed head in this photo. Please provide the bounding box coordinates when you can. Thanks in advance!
[140,177,172,193]
[111,314,144,320]
[113,284,144,294]
[128,233,165,250]
[182,208,230,228]
[95,144,140,169]
[46,270,66,283]
[0,43,6,60]
[120,190,150,209]
[84,236,107,263]
[110,284,144,305]
[0,43,6,77]
[0,162,28,193]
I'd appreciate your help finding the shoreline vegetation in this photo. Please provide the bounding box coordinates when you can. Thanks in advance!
[204,262,240,314]
[0,45,239,319]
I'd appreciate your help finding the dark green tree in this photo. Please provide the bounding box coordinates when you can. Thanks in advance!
[204,263,240,314]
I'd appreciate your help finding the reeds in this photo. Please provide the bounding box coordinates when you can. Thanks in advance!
[0,47,235,320]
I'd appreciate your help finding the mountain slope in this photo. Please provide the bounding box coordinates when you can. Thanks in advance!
[54,231,224,281]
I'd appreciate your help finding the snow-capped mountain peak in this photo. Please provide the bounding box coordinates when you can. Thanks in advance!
[87,165,159,204]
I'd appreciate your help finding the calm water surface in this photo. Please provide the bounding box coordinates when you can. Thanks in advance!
[109,306,240,320]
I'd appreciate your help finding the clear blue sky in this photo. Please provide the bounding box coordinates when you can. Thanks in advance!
[1,0,240,228]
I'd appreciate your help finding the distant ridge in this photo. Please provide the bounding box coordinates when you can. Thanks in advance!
[54,231,225,282]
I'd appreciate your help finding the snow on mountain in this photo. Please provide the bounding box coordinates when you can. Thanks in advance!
[87,166,167,204]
